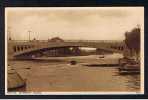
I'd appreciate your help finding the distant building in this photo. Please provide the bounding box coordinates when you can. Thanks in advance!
[49,37,64,42]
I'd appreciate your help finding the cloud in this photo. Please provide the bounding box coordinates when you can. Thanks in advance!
[6,7,144,40]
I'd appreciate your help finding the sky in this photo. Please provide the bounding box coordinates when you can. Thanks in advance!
[6,7,144,40]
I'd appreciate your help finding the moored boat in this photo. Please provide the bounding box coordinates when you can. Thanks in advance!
[99,55,105,58]
[118,57,140,75]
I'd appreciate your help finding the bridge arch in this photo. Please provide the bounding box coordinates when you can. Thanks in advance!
[24,45,28,50]
[17,46,20,52]
[13,46,17,52]
[14,46,123,59]
[20,46,23,51]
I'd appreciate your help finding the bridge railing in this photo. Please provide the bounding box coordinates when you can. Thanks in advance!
[8,40,123,43]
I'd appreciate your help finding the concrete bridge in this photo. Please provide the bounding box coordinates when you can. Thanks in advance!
[8,40,125,59]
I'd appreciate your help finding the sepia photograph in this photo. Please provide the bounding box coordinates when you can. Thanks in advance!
[5,7,144,95]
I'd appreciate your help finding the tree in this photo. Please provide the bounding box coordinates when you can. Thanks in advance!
[124,27,140,56]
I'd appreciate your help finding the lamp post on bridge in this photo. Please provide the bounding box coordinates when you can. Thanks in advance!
[8,26,12,40]
[28,30,31,42]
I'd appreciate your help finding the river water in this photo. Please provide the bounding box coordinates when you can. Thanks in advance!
[8,53,140,93]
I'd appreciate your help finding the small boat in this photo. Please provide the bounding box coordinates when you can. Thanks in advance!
[99,55,105,58]
[118,57,140,75]
[119,70,140,75]
[70,60,77,65]
[119,63,140,75]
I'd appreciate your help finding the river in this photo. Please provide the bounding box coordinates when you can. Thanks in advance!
[8,53,140,93]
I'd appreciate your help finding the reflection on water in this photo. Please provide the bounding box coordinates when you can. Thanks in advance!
[8,54,140,92]
[125,75,140,90]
